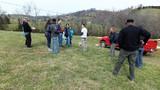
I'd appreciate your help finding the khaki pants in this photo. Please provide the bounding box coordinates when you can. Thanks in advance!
[81,38,87,52]
[110,43,116,58]
[113,49,137,80]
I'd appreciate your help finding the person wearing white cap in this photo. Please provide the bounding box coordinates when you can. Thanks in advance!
[22,17,32,48]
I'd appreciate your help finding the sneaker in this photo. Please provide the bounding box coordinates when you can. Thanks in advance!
[136,66,142,69]
[128,76,135,81]
[48,48,52,52]
[113,72,118,76]
[27,46,32,48]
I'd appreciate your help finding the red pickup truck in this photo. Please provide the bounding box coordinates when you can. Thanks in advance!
[99,36,158,55]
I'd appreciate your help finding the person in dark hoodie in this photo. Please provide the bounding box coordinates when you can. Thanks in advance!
[50,19,59,55]
[64,23,71,46]
[22,17,32,48]
[113,19,151,81]
[45,19,52,51]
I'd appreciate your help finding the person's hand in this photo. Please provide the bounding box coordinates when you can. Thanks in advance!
[140,40,144,45]
[31,27,36,32]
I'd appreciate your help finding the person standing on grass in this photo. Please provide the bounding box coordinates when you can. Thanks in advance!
[64,23,71,47]
[22,17,32,48]
[57,18,63,47]
[69,26,74,45]
[50,19,59,55]
[135,35,145,68]
[109,27,118,59]
[113,19,151,81]
[80,23,88,52]
[45,19,52,51]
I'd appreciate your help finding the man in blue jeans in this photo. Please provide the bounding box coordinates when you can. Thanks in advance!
[50,19,59,54]
[136,36,145,68]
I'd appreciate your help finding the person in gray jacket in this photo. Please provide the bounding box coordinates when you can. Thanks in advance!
[50,19,59,54]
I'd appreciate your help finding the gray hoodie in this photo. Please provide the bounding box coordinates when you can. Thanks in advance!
[49,21,59,37]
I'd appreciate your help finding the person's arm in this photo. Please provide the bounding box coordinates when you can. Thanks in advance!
[140,29,151,45]
[80,28,84,36]
[23,22,31,32]
[118,30,123,48]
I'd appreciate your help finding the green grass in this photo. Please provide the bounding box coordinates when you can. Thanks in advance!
[7,24,18,31]
[0,30,160,90]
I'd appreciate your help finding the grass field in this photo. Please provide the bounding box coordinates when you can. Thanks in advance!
[0,30,160,90]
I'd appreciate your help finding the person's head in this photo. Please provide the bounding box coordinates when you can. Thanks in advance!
[52,18,56,23]
[81,23,86,28]
[66,23,69,27]
[70,26,72,29]
[126,19,134,26]
[58,18,61,24]
[23,17,29,22]
[45,19,51,29]
[110,27,115,33]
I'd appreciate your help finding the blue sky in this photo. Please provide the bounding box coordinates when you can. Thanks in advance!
[0,0,159,16]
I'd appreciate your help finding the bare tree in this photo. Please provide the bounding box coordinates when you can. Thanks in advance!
[32,3,40,29]
[23,3,32,17]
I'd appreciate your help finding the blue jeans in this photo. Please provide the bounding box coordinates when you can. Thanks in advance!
[70,36,72,45]
[46,37,51,48]
[52,37,58,54]
[135,48,144,67]
[59,33,63,47]
[66,37,70,46]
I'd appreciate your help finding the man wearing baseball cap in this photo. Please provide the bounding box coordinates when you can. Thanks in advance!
[113,19,151,81]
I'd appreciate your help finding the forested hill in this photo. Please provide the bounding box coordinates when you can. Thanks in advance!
[59,7,160,38]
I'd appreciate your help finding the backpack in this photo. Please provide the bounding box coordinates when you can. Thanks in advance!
[49,24,59,34]
[45,25,51,38]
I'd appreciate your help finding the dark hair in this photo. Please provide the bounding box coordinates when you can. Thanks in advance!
[52,18,56,22]
[45,19,51,29]
[66,23,69,26]
[82,23,86,27]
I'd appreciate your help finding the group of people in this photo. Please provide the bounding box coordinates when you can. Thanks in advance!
[22,17,151,81]
[22,17,88,54]
[44,18,88,54]
[109,19,151,81]
[44,18,76,54]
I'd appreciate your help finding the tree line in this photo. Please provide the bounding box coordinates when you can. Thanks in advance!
[1,6,160,38]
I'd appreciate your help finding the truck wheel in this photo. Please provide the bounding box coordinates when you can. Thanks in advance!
[143,52,147,55]
[101,41,106,48]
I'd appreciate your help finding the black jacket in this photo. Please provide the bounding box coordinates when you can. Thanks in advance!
[22,21,31,32]
[118,25,151,51]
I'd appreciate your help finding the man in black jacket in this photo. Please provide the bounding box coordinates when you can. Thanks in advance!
[23,17,32,48]
[113,19,151,81]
